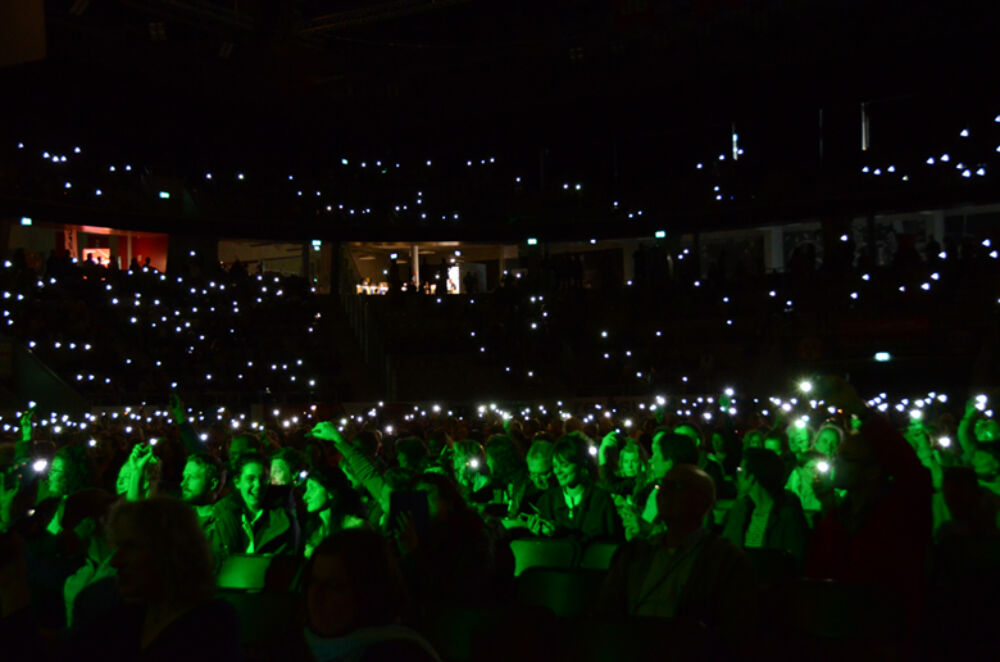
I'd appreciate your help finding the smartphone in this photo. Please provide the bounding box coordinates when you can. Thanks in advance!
[389,490,431,541]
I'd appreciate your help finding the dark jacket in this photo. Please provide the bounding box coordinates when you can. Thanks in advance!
[597,530,757,646]
[212,492,300,557]
[721,490,810,565]
[536,482,624,542]
[2,598,243,662]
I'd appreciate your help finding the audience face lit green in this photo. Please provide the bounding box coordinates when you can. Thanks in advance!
[552,454,582,489]
[304,478,331,514]
[813,428,839,455]
[236,461,268,513]
[789,427,811,454]
[270,458,292,486]
[649,436,672,479]
[180,460,213,504]
[527,456,553,490]
[619,448,640,478]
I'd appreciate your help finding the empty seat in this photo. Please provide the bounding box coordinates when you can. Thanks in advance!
[510,537,579,576]
[515,567,606,619]
[579,541,620,570]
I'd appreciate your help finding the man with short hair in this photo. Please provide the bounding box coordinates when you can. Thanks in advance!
[625,432,698,540]
[213,452,299,557]
[180,453,227,562]
[599,465,756,646]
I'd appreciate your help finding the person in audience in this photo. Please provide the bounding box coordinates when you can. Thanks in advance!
[271,447,307,487]
[396,472,508,605]
[598,464,757,646]
[180,452,227,562]
[675,423,726,490]
[708,428,741,478]
[451,439,491,505]
[0,497,243,661]
[742,429,765,450]
[520,439,554,513]
[528,433,623,541]
[936,466,1000,542]
[598,433,648,499]
[394,437,430,473]
[722,448,809,565]
[61,488,119,631]
[784,449,827,519]
[114,442,160,501]
[302,466,367,558]
[213,452,300,556]
[98,497,242,659]
[525,439,554,492]
[41,445,97,536]
[812,423,844,457]
[310,423,393,529]
[625,431,699,541]
[301,529,439,661]
[484,434,529,516]
[806,377,933,637]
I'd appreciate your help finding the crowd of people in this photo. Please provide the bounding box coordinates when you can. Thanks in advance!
[0,374,998,660]
[1,248,343,406]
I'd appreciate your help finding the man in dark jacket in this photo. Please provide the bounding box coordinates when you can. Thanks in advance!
[599,464,757,648]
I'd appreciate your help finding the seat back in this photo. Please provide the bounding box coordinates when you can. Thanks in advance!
[579,542,620,570]
[564,617,713,662]
[509,537,579,576]
[419,603,558,662]
[515,567,606,619]
[217,554,273,590]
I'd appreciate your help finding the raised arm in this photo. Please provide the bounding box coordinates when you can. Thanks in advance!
[957,397,980,465]
[310,422,388,505]
[168,393,201,456]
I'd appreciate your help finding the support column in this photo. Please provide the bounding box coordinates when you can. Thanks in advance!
[411,245,420,287]
[621,239,637,285]
[929,211,945,244]
[764,226,785,273]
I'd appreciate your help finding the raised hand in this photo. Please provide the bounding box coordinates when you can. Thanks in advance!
[309,421,345,445]
[167,393,187,425]
[19,407,34,442]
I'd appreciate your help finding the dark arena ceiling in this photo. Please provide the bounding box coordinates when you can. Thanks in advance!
[4,1,998,159]
[2,1,1000,240]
